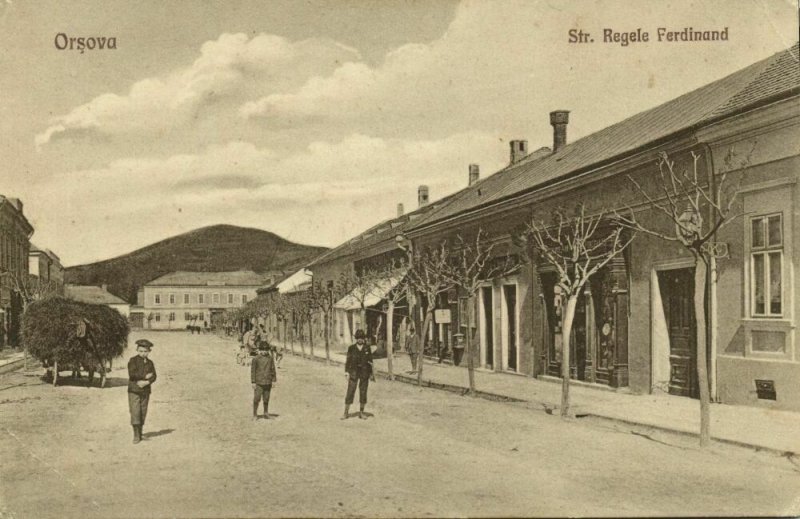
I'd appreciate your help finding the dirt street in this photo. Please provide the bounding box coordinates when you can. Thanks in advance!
[1,331,798,518]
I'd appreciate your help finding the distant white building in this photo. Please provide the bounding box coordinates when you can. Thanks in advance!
[65,284,131,317]
[141,271,267,329]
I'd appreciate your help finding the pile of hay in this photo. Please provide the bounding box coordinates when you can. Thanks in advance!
[22,297,129,368]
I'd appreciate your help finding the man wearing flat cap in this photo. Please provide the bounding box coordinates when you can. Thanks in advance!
[251,342,277,420]
[128,339,157,444]
[342,329,375,420]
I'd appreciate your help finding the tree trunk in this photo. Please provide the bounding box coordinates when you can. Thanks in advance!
[709,254,718,402]
[386,301,395,381]
[694,254,711,447]
[417,311,433,386]
[324,310,331,364]
[466,295,476,395]
[53,360,58,387]
[298,319,306,358]
[560,295,579,418]
[308,314,314,358]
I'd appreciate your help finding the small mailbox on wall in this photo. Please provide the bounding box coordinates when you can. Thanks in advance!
[755,379,776,400]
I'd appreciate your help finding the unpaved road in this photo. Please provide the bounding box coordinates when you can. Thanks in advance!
[1,330,798,518]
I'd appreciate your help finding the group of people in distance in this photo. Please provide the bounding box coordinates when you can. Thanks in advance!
[126,325,377,443]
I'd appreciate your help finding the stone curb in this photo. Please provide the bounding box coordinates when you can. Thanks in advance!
[278,347,796,456]
[0,357,27,376]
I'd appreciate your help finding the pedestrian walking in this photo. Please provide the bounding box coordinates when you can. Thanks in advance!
[128,339,157,444]
[405,321,419,373]
[251,343,277,420]
[342,329,375,420]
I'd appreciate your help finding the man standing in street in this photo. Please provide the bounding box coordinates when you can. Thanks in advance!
[128,339,157,444]
[251,343,277,420]
[404,321,419,374]
[342,329,375,420]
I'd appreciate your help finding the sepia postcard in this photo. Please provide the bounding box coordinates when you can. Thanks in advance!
[1,1,799,518]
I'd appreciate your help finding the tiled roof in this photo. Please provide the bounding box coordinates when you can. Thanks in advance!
[65,285,129,306]
[307,190,462,267]
[145,271,267,287]
[410,43,800,230]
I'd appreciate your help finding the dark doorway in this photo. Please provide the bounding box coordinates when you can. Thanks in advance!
[657,268,698,398]
[482,286,494,368]
[504,285,517,371]
[571,292,587,381]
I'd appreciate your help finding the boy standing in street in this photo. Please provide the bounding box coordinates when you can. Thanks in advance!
[128,339,157,444]
[251,343,277,420]
[342,329,375,420]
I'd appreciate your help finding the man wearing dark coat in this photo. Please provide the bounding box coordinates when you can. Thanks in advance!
[342,329,375,420]
[251,343,277,420]
[128,339,157,444]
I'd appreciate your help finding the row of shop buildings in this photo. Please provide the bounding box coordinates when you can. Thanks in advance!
[300,44,800,411]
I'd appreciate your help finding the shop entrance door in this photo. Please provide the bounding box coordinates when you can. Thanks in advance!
[657,268,698,398]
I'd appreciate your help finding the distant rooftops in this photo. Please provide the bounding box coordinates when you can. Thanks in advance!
[145,271,268,287]
[65,285,129,306]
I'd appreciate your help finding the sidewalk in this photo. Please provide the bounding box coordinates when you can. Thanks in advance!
[0,350,26,375]
[270,337,800,455]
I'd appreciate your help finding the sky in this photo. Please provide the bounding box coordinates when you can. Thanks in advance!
[0,0,797,267]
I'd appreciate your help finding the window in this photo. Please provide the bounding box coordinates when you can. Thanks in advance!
[184,312,192,320]
[750,214,783,317]
[155,313,161,322]
[199,312,204,320]
[183,294,189,304]
[213,293,220,304]
[169,312,176,321]
[199,294,205,304]
[227,293,234,304]
[154,294,161,305]
[242,294,248,304]
[169,293,176,305]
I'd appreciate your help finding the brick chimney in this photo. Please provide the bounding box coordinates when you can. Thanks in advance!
[550,110,570,152]
[397,203,404,217]
[509,140,528,164]
[468,164,480,186]
[418,185,429,207]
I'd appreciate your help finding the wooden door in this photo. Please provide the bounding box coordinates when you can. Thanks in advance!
[658,268,698,398]
[482,286,494,368]
[504,285,517,371]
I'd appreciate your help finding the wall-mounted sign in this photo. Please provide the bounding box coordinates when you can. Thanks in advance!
[434,309,451,324]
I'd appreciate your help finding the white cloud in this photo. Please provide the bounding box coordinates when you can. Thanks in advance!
[28,131,506,264]
[35,33,360,147]
[241,0,798,144]
[25,0,798,265]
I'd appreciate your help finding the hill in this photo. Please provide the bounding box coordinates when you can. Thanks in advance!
[64,225,328,303]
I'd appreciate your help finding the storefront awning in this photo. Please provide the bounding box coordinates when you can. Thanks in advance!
[334,273,405,311]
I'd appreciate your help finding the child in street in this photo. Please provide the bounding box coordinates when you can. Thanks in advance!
[251,343,277,420]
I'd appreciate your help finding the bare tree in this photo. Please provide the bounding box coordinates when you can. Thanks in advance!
[443,230,519,395]
[520,203,633,418]
[307,280,334,363]
[616,150,742,446]
[364,258,408,381]
[0,272,61,310]
[405,241,453,386]
[340,267,383,335]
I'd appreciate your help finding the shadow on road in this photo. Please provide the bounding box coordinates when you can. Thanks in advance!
[143,428,175,439]
[43,376,129,389]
